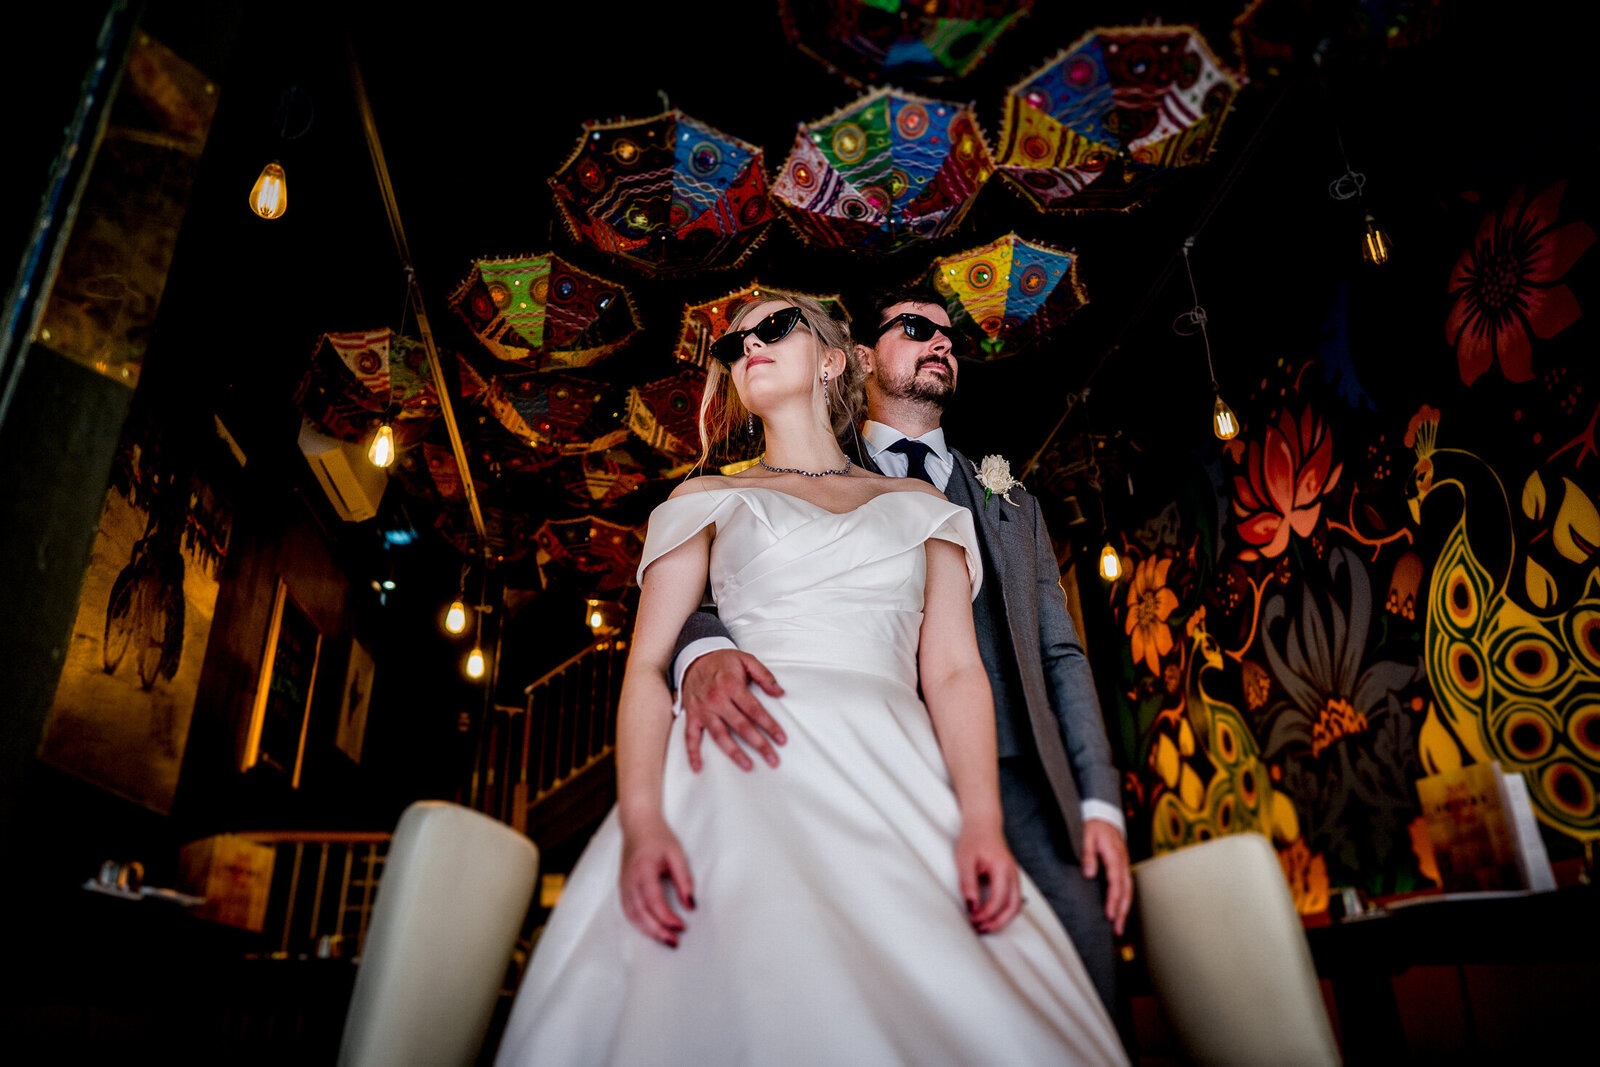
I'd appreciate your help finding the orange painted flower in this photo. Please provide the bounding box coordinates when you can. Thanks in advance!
[1446,180,1594,386]
[1231,405,1343,562]
[1125,556,1180,674]
[1277,838,1330,916]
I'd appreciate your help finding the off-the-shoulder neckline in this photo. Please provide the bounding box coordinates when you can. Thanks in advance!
[664,484,952,518]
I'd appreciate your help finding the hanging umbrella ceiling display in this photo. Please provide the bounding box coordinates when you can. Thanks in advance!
[550,445,651,511]
[533,516,645,593]
[773,87,993,251]
[550,109,777,276]
[928,233,1088,358]
[674,281,847,369]
[475,371,628,475]
[778,0,1032,88]
[994,25,1240,212]
[624,365,705,461]
[447,253,639,371]
[295,328,440,445]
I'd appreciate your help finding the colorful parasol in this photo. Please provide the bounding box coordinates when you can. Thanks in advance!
[475,371,628,475]
[994,26,1240,212]
[533,516,645,593]
[928,233,1088,358]
[772,88,993,251]
[447,253,639,371]
[624,365,706,461]
[674,281,847,369]
[778,0,1031,88]
[295,328,440,446]
[550,110,777,276]
[550,445,651,511]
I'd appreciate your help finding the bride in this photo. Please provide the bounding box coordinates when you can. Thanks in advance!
[495,296,1127,1066]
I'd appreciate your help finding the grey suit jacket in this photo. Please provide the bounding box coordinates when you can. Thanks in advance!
[670,446,1121,858]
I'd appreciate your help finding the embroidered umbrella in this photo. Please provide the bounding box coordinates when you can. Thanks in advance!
[624,365,705,461]
[550,110,777,276]
[928,233,1088,358]
[533,516,646,593]
[550,444,652,511]
[772,87,993,251]
[674,281,847,369]
[995,25,1240,212]
[475,371,629,475]
[447,253,639,371]
[778,0,1031,88]
[295,328,440,446]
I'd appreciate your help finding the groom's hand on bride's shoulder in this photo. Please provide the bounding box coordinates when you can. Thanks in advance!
[681,649,786,773]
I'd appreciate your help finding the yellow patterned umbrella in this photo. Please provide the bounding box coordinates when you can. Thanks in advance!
[928,233,1087,358]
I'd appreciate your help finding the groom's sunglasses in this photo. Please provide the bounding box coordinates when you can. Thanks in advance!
[710,306,811,366]
[877,312,965,355]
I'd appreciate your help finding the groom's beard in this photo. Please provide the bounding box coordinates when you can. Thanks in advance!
[875,354,956,409]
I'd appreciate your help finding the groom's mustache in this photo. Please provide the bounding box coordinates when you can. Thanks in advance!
[916,355,951,374]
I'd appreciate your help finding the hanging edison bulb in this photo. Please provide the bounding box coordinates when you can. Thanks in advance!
[248,161,288,219]
[1098,543,1122,581]
[368,423,395,468]
[1212,394,1240,440]
[1361,212,1391,266]
[445,599,467,635]
[466,647,486,679]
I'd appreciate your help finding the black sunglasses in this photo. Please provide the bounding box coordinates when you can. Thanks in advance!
[877,312,964,355]
[710,306,811,366]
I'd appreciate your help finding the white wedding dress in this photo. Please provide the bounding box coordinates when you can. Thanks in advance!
[496,487,1127,1066]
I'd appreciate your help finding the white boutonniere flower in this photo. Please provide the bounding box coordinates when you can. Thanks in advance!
[973,455,1023,507]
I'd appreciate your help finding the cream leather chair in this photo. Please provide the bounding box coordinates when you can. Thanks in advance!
[338,801,539,1067]
[1133,832,1341,1067]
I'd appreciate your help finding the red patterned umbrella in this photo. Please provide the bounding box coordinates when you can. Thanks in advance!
[551,109,777,276]
[928,233,1088,358]
[772,88,993,251]
[447,253,639,371]
[533,516,645,592]
[994,25,1240,212]
[778,0,1032,88]
[674,281,846,369]
[295,328,439,446]
[624,365,705,461]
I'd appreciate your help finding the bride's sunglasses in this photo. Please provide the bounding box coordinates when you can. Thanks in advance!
[878,312,965,355]
[710,306,811,366]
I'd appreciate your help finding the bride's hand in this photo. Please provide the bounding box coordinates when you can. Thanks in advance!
[954,823,1023,934]
[619,818,696,947]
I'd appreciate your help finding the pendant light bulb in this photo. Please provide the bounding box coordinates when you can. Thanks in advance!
[1098,543,1122,582]
[1212,394,1240,441]
[368,423,395,468]
[248,161,288,220]
[445,599,467,635]
[466,647,485,679]
[1361,212,1391,266]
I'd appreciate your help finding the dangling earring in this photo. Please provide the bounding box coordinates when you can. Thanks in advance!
[747,412,755,437]
[822,369,829,388]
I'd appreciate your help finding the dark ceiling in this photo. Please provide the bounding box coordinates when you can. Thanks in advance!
[48,0,1597,700]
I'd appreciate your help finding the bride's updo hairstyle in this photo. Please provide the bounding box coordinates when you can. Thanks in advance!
[695,294,864,470]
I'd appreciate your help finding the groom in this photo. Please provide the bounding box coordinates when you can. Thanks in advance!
[671,286,1130,1016]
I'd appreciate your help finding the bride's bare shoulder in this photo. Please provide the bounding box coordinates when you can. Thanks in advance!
[667,474,736,499]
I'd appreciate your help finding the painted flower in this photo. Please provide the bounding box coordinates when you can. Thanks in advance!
[972,454,1022,506]
[1446,180,1594,386]
[1231,405,1344,562]
[1125,555,1180,674]
[1276,838,1330,916]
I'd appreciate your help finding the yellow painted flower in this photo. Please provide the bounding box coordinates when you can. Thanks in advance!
[1125,556,1180,674]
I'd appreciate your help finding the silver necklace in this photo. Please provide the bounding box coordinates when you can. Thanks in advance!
[758,456,852,478]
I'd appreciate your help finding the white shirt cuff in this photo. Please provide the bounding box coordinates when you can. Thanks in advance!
[1080,799,1126,837]
[671,637,738,717]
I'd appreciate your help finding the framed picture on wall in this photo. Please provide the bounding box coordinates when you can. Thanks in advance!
[334,637,375,764]
[243,578,321,787]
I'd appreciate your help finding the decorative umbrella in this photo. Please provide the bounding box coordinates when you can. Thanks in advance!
[927,233,1088,358]
[778,0,1031,88]
[475,371,628,475]
[995,26,1240,212]
[772,87,993,251]
[436,503,537,562]
[295,328,439,446]
[447,253,639,371]
[533,516,645,593]
[674,281,847,369]
[624,365,705,461]
[550,110,777,276]
[550,445,651,511]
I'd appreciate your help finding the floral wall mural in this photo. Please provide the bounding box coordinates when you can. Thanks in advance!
[1097,173,1598,909]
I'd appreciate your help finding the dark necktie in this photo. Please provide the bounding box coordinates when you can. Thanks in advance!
[886,438,935,485]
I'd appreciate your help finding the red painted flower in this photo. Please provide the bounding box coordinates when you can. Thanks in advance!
[1232,406,1343,562]
[1446,180,1594,386]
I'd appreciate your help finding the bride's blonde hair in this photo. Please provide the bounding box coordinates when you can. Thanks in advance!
[695,295,864,470]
